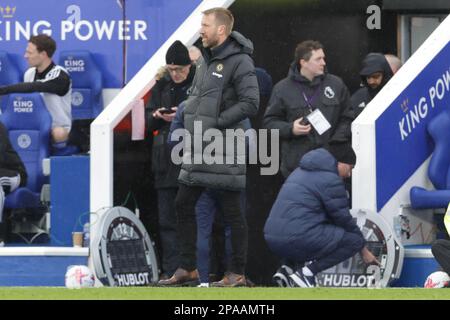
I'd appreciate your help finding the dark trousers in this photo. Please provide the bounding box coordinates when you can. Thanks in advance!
[175,183,248,275]
[157,188,179,276]
[196,189,246,282]
[308,231,365,275]
[432,239,450,274]
[196,190,222,283]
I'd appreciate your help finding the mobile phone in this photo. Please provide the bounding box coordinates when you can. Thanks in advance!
[160,108,175,115]
[300,117,310,125]
[300,108,312,125]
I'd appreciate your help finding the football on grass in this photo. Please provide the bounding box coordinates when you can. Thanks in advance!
[65,265,95,289]
[424,271,450,288]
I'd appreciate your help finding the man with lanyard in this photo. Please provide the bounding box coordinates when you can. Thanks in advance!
[263,40,354,179]
[0,34,71,150]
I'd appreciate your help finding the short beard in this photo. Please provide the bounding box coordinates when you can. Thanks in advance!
[204,37,218,49]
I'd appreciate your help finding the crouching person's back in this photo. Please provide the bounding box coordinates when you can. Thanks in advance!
[264,145,379,287]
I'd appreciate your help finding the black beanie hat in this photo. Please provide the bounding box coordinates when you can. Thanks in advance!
[327,142,357,165]
[166,40,191,66]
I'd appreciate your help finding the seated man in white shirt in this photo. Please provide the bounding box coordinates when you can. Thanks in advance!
[0,34,72,148]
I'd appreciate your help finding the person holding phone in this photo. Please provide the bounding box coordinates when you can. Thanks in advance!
[159,7,259,288]
[263,40,354,179]
[146,40,195,280]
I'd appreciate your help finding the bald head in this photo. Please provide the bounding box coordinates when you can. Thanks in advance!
[384,54,402,74]
[188,46,202,63]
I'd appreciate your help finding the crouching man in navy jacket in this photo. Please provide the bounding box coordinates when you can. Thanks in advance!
[264,144,379,287]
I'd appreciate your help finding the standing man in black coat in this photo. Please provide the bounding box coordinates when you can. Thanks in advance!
[158,7,259,287]
[0,122,28,245]
[264,40,354,179]
[146,40,195,279]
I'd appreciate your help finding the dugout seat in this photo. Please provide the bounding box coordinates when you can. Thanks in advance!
[0,51,22,113]
[410,111,450,209]
[59,50,103,120]
[59,50,103,153]
[0,93,52,242]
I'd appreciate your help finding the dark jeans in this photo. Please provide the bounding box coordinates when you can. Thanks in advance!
[176,184,248,275]
[308,231,365,275]
[196,190,246,282]
[432,239,450,275]
[196,190,221,283]
[157,188,179,276]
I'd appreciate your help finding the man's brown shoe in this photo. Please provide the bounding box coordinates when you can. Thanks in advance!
[158,268,199,287]
[211,272,247,287]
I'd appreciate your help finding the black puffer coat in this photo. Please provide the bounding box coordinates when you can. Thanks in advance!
[178,31,259,191]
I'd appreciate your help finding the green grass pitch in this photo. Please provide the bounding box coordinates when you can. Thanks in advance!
[0,287,449,300]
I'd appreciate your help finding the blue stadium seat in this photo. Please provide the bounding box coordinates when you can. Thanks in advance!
[410,111,450,209]
[59,50,103,120]
[0,93,51,209]
[0,51,22,113]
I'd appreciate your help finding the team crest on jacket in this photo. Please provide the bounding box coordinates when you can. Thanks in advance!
[324,86,335,99]
[216,63,224,72]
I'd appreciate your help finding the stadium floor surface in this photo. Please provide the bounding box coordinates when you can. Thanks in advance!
[0,287,448,300]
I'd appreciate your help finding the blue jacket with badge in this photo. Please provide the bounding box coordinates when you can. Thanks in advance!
[263,148,364,262]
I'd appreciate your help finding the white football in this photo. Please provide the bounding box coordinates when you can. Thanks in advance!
[424,271,450,288]
[65,265,95,289]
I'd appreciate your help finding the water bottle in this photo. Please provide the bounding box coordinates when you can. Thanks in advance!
[83,222,90,247]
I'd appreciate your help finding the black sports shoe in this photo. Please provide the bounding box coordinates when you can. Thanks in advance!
[273,265,294,287]
[289,268,316,288]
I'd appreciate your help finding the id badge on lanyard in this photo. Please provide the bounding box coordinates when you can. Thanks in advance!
[307,109,331,135]
[301,86,331,135]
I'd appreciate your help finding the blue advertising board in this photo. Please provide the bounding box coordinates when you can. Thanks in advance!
[0,0,201,88]
[126,0,202,84]
[375,43,450,211]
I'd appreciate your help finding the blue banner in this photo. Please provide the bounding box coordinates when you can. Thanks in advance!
[0,0,201,87]
[375,43,450,211]
[126,0,202,84]
[1,1,123,87]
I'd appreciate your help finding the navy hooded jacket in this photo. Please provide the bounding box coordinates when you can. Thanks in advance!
[263,148,364,262]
